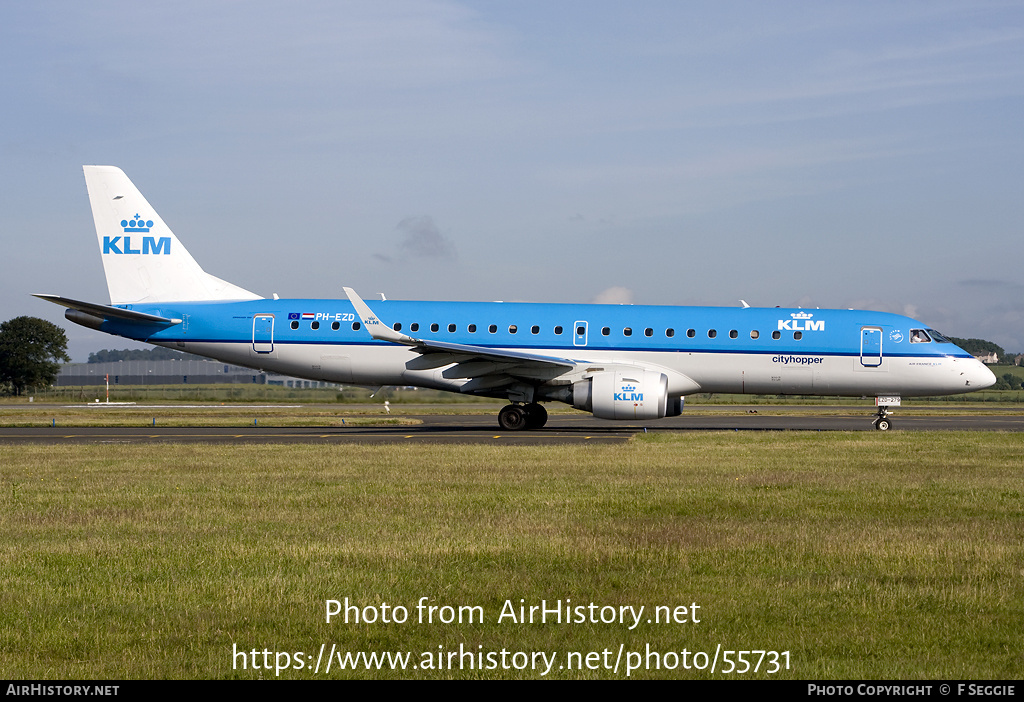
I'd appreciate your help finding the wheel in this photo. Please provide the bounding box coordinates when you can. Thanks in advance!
[875,418,892,431]
[524,403,548,429]
[498,404,527,431]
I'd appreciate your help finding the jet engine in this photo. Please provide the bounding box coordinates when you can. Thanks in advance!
[572,369,683,420]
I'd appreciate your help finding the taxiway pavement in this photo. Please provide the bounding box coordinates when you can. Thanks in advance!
[0,409,1021,445]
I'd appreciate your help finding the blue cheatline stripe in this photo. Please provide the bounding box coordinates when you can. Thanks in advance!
[147,337,968,361]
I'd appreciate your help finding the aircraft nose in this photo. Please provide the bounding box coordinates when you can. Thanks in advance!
[965,359,997,390]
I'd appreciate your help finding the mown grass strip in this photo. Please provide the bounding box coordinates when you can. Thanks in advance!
[1,432,1021,679]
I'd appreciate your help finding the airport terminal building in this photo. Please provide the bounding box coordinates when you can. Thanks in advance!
[56,360,334,388]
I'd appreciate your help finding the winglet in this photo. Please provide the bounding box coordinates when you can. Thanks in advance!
[343,287,416,345]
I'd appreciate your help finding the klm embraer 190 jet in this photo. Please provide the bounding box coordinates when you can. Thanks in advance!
[37,166,996,430]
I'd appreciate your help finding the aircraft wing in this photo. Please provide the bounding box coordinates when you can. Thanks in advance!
[344,287,576,386]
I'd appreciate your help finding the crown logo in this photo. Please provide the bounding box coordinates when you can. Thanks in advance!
[791,312,813,319]
[121,214,153,233]
[621,384,636,392]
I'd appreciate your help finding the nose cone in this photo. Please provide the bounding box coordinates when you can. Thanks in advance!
[964,358,997,391]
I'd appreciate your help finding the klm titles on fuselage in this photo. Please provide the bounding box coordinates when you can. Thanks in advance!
[778,312,824,332]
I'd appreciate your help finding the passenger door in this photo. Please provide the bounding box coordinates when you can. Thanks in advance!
[860,327,882,367]
[253,314,275,354]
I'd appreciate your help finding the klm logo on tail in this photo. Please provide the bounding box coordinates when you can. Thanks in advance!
[103,236,171,255]
[122,214,153,232]
[104,214,170,255]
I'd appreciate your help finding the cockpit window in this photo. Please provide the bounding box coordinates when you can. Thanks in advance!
[910,329,931,343]
[927,329,951,343]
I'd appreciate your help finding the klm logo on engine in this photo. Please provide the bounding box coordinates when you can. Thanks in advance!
[778,312,824,332]
[103,215,170,255]
[614,384,643,402]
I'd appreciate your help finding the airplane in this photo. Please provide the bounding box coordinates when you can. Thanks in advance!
[36,166,996,431]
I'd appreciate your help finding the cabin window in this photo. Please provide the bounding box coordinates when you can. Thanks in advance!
[488,324,497,333]
[332,321,340,331]
[532,325,540,334]
[352,322,361,331]
[554,326,563,335]
[509,325,518,334]
[393,322,402,332]
[644,328,653,337]
[729,329,737,339]
[910,329,932,343]
[468,324,477,333]
[772,330,781,340]
[290,320,299,330]
[430,323,439,332]
[750,330,759,339]
[793,331,802,340]
[666,328,675,337]
[623,327,633,337]
[602,327,610,336]
[687,329,696,338]
[448,323,457,333]
[708,329,717,338]
[311,321,320,330]
[410,323,420,332]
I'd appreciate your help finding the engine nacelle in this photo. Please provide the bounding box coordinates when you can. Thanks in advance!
[573,370,683,420]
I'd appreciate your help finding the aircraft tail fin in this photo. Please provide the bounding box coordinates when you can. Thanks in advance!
[83,166,262,304]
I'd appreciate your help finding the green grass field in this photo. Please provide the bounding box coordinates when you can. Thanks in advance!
[2,432,1022,679]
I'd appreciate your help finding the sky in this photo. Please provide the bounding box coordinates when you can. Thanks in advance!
[2,1,1023,361]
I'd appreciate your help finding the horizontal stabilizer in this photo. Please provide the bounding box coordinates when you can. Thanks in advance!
[33,294,181,326]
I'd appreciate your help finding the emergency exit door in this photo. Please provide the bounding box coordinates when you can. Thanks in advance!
[574,320,588,347]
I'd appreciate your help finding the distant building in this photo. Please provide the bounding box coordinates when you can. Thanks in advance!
[56,360,336,388]
[973,352,999,365]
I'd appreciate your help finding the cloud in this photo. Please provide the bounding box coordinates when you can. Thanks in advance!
[396,216,457,260]
[959,279,1024,291]
[591,286,634,305]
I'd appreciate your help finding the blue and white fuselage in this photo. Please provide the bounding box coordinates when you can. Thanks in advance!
[90,299,989,398]
[37,167,996,430]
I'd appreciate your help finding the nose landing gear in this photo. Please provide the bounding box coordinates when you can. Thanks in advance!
[873,406,894,431]
[872,396,900,431]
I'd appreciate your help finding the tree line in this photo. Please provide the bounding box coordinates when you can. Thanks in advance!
[0,317,69,396]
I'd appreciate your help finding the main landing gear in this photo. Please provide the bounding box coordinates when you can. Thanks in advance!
[873,406,894,431]
[498,403,548,431]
